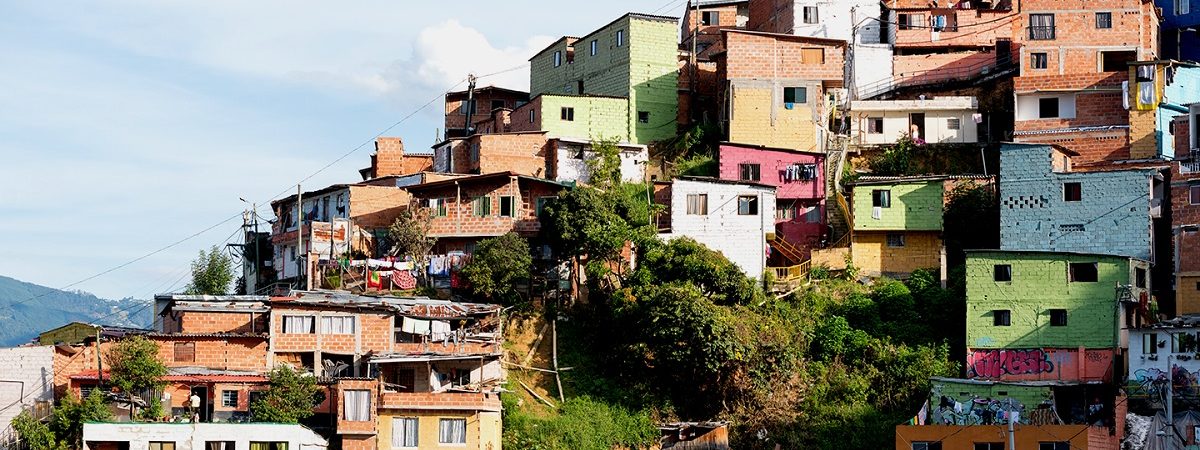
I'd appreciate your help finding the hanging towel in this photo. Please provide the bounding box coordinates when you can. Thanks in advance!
[402,317,431,335]
[430,320,452,340]
[872,206,882,220]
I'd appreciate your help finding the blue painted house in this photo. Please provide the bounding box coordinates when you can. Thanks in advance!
[1158,0,1200,61]
[1158,63,1200,158]
[997,143,1166,262]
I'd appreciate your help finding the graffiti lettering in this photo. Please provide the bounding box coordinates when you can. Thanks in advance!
[968,349,1055,379]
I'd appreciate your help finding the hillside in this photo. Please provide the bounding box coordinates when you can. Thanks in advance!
[0,275,148,346]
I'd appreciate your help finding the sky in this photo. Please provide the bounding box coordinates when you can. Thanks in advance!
[0,0,684,300]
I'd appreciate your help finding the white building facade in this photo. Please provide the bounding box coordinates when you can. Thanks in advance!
[786,0,893,98]
[0,346,54,448]
[83,423,328,450]
[551,138,648,184]
[659,177,777,279]
[848,96,980,145]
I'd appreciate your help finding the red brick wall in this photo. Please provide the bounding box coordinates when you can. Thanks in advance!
[893,8,1017,49]
[271,305,395,355]
[1171,162,1200,273]
[54,342,113,398]
[1016,129,1131,165]
[151,337,269,372]
[476,134,551,178]
[722,31,845,81]
[177,311,267,334]
[348,185,409,230]
[335,379,379,435]
[1018,0,1157,60]
[412,177,562,238]
[445,90,529,133]
[372,138,432,178]
[747,0,793,35]
[1176,115,1192,157]
[508,96,542,134]
[893,51,999,84]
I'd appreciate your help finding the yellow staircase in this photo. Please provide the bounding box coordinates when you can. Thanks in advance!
[766,233,812,282]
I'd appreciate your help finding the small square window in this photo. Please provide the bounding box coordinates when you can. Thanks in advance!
[1096,12,1113,29]
[783,87,807,104]
[994,265,1012,282]
[994,310,1011,326]
[1039,97,1060,118]
[473,196,492,217]
[800,48,825,64]
[1190,184,1200,205]
[738,195,759,215]
[616,29,625,47]
[739,163,761,182]
[803,6,819,24]
[638,111,650,124]
[1063,182,1081,202]
[561,107,575,121]
[867,117,884,134]
[1032,53,1048,70]
[701,11,719,26]
[1049,309,1068,326]
[887,232,906,247]
[499,196,515,217]
[149,443,175,450]
[490,99,505,111]
[947,118,961,130]
[1069,262,1099,282]
[439,419,467,444]
[899,14,925,30]
[687,194,708,215]
[221,390,239,408]
[872,190,892,208]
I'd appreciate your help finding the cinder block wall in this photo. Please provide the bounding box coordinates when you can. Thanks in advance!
[0,346,53,441]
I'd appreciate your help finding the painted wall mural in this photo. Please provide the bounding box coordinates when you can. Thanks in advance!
[925,381,1057,426]
[966,348,1113,382]
[1129,365,1200,404]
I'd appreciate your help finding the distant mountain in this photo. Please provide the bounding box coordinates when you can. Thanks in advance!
[0,275,150,346]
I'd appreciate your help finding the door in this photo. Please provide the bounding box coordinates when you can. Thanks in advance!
[190,386,210,422]
[909,113,926,141]
[996,39,1011,64]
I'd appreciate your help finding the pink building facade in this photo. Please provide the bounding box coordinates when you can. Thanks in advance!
[716,142,826,261]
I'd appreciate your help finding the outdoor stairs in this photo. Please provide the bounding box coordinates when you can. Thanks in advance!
[824,135,851,242]
[855,54,1018,100]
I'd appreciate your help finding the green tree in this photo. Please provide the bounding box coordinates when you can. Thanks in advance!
[12,411,64,450]
[186,245,235,295]
[250,365,325,423]
[584,138,622,191]
[387,208,436,259]
[105,335,167,418]
[49,389,113,448]
[461,233,532,304]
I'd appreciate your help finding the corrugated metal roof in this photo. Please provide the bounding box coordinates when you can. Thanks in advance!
[848,174,992,186]
[72,368,268,383]
[144,332,268,339]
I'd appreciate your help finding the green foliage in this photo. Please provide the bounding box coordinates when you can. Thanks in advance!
[138,396,164,421]
[49,390,112,448]
[13,411,65,450]
[867,135,991,176]
[250,365,325,423]
[584,138,622,191]
[106,335,166,417]
[502,395,657,450]
[542,187,635,266]
[461,233,532,304]
[387,208,436,259]
[673,154,717,177]
[809,264,831,280]
[186,245,235,295]
[656,121,720,166]
[633,238,764,305]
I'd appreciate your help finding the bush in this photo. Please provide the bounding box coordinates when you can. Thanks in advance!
[250,365,325,423]
[503,395,657,450]
[461,233,532,304]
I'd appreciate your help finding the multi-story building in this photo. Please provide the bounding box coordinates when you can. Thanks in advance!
[716,29,846,152]
[1127,315,1200,408]
[1156,0,1200,61]
[1171,110,1200,315]
[655,176,777,278]
[433,131,648,184]
[82,422,329,450]
[521,13,679,145]
[443,86,529,139]
[679,0,750,124]
[965,250,1150,384]
[847,96,980,145]
[715,142,826,262]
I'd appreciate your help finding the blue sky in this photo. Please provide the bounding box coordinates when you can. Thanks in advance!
[0,1,684,299]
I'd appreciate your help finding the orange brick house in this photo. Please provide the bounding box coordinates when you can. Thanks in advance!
[443,86,530,139]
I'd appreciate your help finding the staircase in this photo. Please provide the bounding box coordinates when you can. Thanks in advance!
[824,135,851,242]
[855,53,1017,100]
[767,233,807,265]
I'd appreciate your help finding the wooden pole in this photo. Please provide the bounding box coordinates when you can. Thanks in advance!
[552,319,564,402]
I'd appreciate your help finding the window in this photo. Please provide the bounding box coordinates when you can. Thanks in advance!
[206,442,235,450]
[739,163,761,182]
[776,203,795,221]
[1063,182,1082,202]
[150,443,176,450]
[427,198,448,217]
[1136,267,1147,288]
[994,265,1012,282]
[975,444,1004,450]
[872,190,892,208]
[738,195,759,215]
[1096,12,1112,29]
[459,100,476,116]
[560,107,574,121]
[638,111,650,124]
[320,316,355,334]
[867,117,884,134]
[553,50,562,67]
[1032,52,1048,70]
[1177,0,1191,15]
[174,342,195,363]
[490,99,505,111]
[439,418,467,444]
[899,14,925,30]
[800,48,825,64]
[1039,97,1060,118]
[1190,184,1200,205]
[887,232,906,248]
[1049,309,1068,326]
[1145,332,1159,354]
[536,196,555,215]
[391,368,416,393]
[528,109,536,123]
[1039,443,1069,450]
[701,11,719,26]
[994,310,1011,326]
[947,118,961,130]
[499,196,514,217]
[803,6,819,24]
[469,143,479,162]
[221,390,238,408]
[616,29,624,47]
[392,417,419,448]
[1069,262,1099,282]
[784,86,807,104]
[912,443,942,450]
[249,443,286,450]
[473,196,491,217]
[687,194,708,215]
[1102,51,1137,72]
[932,14,957,32]
[1029,14,1056,40]
[590,39,598,56]
[342,390,371,421]
[283,315,315,334]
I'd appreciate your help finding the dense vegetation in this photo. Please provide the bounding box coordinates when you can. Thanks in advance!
[12,390,112,450]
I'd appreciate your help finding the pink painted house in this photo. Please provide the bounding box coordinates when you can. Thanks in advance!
[716,142,826,263]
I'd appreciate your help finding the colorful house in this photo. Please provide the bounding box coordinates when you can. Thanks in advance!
[964,250,1151,384]
[1172,110,1200,315]
[443,86,530,139]
[1155,0,1200,61]
[1127,315,1200,407]
[521,13,679,145]
[847,97,980,146]
[655,176,777,278]
[715,142,825,263]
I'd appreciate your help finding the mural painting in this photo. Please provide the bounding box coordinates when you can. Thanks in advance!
[966,348,1113,382]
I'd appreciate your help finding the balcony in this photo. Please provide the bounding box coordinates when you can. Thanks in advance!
[379,391,502,412]
[1027,26,1056,41]
[1182,150,1200,174]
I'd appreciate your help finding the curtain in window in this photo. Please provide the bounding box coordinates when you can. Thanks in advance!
[284,316,313,333]
[439,418,467,444]
[342,390,370,421]
[392,417,419,447]
[321,316,355,334]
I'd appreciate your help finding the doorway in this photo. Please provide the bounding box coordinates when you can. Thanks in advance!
[996,39,1011,64]
[190,386,210,422]
[909,113,926,141]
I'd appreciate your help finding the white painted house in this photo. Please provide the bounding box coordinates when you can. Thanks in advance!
[83,422,328,450]
[657,177,776,278]
[550,138,648,184]
[0,346,54,447]
[849,96,979,145]
[1127,316,1200,402]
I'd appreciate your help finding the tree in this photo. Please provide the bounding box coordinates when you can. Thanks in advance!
[461,233,532,304]
[186,245,235,295]
[105,335,167,418]
[250,365,325,423]
[12,411,64,450]
[49,390,112,448]
[585,138,622,191]
[387,208,436,259]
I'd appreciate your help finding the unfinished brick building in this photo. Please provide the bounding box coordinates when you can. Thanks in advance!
[443,86,529,139]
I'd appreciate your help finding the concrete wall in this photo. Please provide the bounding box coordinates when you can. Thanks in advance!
[661,179,776,278]
[850,108,979,145]
[409,177,561,240]
[270,305,394,376]
[1158,67,1200,158]
[1128,327,1200,391]
[0,346,53,445]
[965,251,1143,350]
[82,423,327,450]
[552,142,647,184]
[850,230,942,278]
[895,424,1104,450]
[376,409,501,450]
[966,348,1116,383]
[851,181,944,231]
[527,95,632,144]
[778,0,891,90]
[925,379,1053,425]
[998,144,1156,260]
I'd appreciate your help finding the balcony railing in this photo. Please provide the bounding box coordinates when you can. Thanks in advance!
[1182,150,1200,174]
[1027,26,1056,40]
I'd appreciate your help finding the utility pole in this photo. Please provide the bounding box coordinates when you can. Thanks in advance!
[95,327,103,390]
[297,185,305,291]
[242,208,250,294]
[252,202,259,294]
[465,74,477,136]
[1166,353,1176,450]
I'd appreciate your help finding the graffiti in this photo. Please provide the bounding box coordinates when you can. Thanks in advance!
[928,384,1033,426]
[968,349,1055,379]
[1085,350,1106,362]
[1132,365,1200,402]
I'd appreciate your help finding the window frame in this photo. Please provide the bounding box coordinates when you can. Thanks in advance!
[439,418,468,445]
[1032,52,1048,70]
[1068,262,1099,283]
[1189,184,1200,205]
[803,6,819,24]
[1145,332,1159,354]
[320,316,356,335]
[1063,182,1082,202]
[886,232,906,248]
[1049,309,1068,326]
[472,196,492,217]
[701,10,719,26]
[737,195,759,216]
[867,117,884,134]
[1029,13,1056,40]
[738,163,761,182]
[783,86,808,104]
[553,51,562,67]
[686,194,709,215]
[221,390,239,408]
[499,195,515,218]
[1039,97,1060,119]
[947,117,961,130]
[616,29,625,47]
[638,111,650,124]
[1096,12,1113,29]
[994,264,1012,282]
[872,190,892,208]
[1038,442,1070,450]
[1178,0,1191,15]
[150,443,176,450]
[392,417,419,448]
[590,39,598,56]
[994,310,1012,326]
[342,389,372,422]
[560,107,575,121]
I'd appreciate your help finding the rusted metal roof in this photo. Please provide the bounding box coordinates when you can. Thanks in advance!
[278,291,501,319]
[72,368,268,383]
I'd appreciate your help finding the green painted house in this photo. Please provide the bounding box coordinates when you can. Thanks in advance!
[965,250,1150,350]
[523,13,679,145]
[850,179,945,232]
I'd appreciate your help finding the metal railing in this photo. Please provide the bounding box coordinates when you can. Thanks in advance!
[856,52,1015,99]
[1182,150,1200,174]
[772,260,812,282]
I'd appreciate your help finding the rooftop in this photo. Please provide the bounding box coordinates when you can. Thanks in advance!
[848,96,978,111]
[401,171,565,194]
[847,174,992,186]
